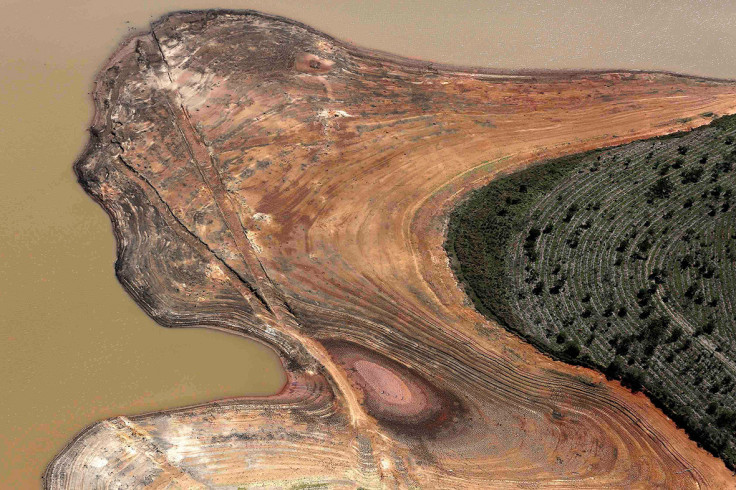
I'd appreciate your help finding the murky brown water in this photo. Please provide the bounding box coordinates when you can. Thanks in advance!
[2,1,735,488]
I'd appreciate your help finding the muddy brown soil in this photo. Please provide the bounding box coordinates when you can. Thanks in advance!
[45,10,736,489]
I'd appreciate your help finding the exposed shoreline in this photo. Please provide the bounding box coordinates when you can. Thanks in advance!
[47,9,736,488]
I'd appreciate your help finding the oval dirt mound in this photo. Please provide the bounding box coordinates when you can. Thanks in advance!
[324,341,456,431]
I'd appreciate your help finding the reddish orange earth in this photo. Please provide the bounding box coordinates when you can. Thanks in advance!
[45,10,736,489]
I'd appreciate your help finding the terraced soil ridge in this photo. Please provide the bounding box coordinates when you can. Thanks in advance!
[447,114,736,469]
[46,10,736,489]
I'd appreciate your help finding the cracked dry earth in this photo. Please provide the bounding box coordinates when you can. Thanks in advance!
[45,10,736,489]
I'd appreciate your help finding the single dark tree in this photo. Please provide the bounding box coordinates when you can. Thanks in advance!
[647,177,673,200]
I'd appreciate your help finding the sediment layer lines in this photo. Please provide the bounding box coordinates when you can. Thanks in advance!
[46,10,736,489]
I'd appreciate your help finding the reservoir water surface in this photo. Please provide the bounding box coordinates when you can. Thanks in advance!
[2,1,735,487]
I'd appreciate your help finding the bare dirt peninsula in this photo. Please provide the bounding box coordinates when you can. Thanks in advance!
[46,10,736,489]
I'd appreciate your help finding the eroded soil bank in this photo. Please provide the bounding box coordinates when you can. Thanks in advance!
[44,10,736,489]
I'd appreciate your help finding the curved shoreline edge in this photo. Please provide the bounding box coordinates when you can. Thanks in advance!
[46,9,736,488]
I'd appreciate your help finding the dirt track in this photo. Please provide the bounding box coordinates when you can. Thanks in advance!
[46,10,736,489]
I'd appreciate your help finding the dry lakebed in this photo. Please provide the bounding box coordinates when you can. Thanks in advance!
[45,10,736,489]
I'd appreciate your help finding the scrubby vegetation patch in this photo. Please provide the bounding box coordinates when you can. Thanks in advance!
[447,114,736,467]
